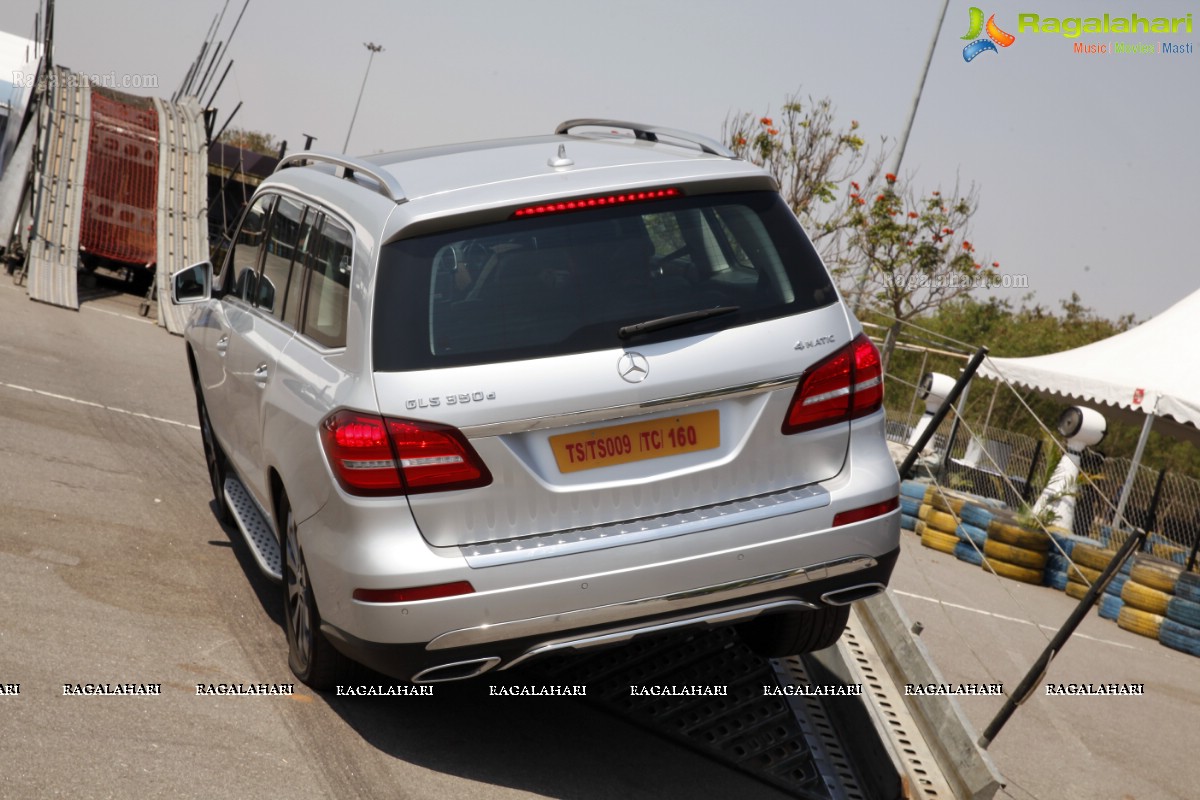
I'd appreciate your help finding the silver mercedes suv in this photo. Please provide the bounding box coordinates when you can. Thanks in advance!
[172,120,900,688]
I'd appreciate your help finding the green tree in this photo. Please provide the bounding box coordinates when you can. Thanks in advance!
[219,127,279,156]
[848,173,996,370]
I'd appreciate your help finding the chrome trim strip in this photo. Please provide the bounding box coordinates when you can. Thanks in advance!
[459,373,801,437]
[556,119,737,159]
[501,599,815,671]
[461,484,830,568]
[411,657,501,684]
[426,554,878,651]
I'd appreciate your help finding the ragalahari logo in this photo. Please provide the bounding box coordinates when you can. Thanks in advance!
[962,7,1016,61]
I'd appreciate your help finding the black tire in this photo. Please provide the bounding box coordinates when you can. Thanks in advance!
[736,604,850,658]
[283,493,350,689]
[194,388,232,525]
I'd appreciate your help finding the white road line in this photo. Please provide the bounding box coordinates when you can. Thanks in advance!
[893,589,1136,650]
[80,304,156,325]
[0,381,199,431]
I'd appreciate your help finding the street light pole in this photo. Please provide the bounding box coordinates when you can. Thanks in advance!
[342,42,383,154]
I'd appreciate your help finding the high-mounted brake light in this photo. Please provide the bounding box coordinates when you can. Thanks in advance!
[782,333,884,434]
[320,411,492,496]
[353,581,476,604]
[512,187,682,218]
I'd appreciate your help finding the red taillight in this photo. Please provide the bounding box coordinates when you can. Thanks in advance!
[782,333,884,434]
[512,187,681,218]
[385,418,491,492]
[353,581,475,603]
[833,496,899,527]
[320,411,491,496]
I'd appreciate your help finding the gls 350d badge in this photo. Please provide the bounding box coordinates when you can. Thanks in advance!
[406,391,497,410]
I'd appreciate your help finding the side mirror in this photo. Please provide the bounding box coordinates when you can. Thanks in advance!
[171,261,213,304]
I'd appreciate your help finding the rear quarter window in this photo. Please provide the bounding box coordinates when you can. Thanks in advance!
[373,191,836,371]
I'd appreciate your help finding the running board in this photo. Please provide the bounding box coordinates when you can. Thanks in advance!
[223,477,283,582]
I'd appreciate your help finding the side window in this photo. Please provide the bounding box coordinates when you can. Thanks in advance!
[302,216,353,349]
[257,196,306,322]
[229,195,275,302]
[283,214,315,331]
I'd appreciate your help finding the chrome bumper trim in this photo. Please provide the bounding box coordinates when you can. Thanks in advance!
[501,599,815,671]
[461,484,830,568]
[426,553,878,651]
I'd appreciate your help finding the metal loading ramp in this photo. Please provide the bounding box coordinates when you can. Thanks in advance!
[152,96,209,334]
[25,65,90,309]
[529,592,1003,799]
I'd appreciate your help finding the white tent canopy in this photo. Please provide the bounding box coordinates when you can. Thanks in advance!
[978,286,1200,436]
[977,286,1200,525]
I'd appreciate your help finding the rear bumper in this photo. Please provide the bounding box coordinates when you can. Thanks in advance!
[323,544,899,683]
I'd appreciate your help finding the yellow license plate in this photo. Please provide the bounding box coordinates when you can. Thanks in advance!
[549,410,720,474]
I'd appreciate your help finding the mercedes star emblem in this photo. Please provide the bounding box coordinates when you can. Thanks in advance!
[617,352,650,383]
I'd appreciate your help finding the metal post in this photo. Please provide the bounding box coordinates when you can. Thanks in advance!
[1144,469,1167,535]
[904,350,929,435]
[343,42,383,154]
[1020,439,1044,506]
[1113,412,1155,531]
[899,346,988,480]
[940,373,973,473]
[979,528,1147,749]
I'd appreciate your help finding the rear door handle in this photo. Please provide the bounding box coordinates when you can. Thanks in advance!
[216,335,229,355]
[254,363,269,386]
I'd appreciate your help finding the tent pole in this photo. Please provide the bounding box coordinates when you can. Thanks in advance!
[1112,412,1155,536]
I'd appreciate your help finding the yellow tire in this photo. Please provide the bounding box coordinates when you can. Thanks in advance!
[1064,581,1100,604]
[926,510,959,534]
[1066,564,1103,585]
[981,557,1044,585]
[921,528,959,554]
[1117,606,1164,639]
[929,494,967,515]
[987,521,1050,551]
[918,503,932,521]
[983,539,1049,570]
[1121,580,1171,616]
[1130,557,1183,593]
[1072,544,1118,571]
[914,520,927,537]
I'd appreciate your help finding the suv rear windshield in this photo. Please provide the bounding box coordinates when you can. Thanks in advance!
[373,191,836,371]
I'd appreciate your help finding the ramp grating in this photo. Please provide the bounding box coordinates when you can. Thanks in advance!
[531,627,877,799]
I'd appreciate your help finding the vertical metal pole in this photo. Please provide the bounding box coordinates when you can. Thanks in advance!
[1021,440,1043,506]
[1113,412,1155,531]
[1144,469,1167,535]
[905,351,929,434]
[343,43,383,154]
[941,375,972,472]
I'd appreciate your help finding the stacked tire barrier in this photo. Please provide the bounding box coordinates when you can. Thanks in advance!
[1063,543,1125,604]
[900,480,925,532]
[981,515,1048,585]
[1117,555,1182,640]
[1161,571,1200,657]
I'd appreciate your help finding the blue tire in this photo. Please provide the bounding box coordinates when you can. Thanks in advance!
[900,480,927,499]
[1166,596,1200,629]
[960,503,994,530]
[1044,569,1069,591]
[900,496,922,517]
[1176,572,1200,603]
[1099,594,1124,621]
[956,523,987,546]
[901,513,919,531]
[1158,618,1200,657]
[955,541,984,566]
[1104,573,1130,597]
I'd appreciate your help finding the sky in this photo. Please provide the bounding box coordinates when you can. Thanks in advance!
[1,0,1196,323]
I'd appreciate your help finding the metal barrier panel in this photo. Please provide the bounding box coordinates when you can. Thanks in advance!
[26,66,90,309]
[153,97,209,335]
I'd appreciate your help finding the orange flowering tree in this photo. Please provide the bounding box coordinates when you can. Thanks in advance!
[723,92,867,249]
[846,173,997,368]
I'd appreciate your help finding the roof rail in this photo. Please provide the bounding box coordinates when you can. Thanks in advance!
[275,151,406,204]
[556,119,736,159]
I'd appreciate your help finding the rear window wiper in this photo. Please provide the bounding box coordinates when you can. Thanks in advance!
[617,306,740,340]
